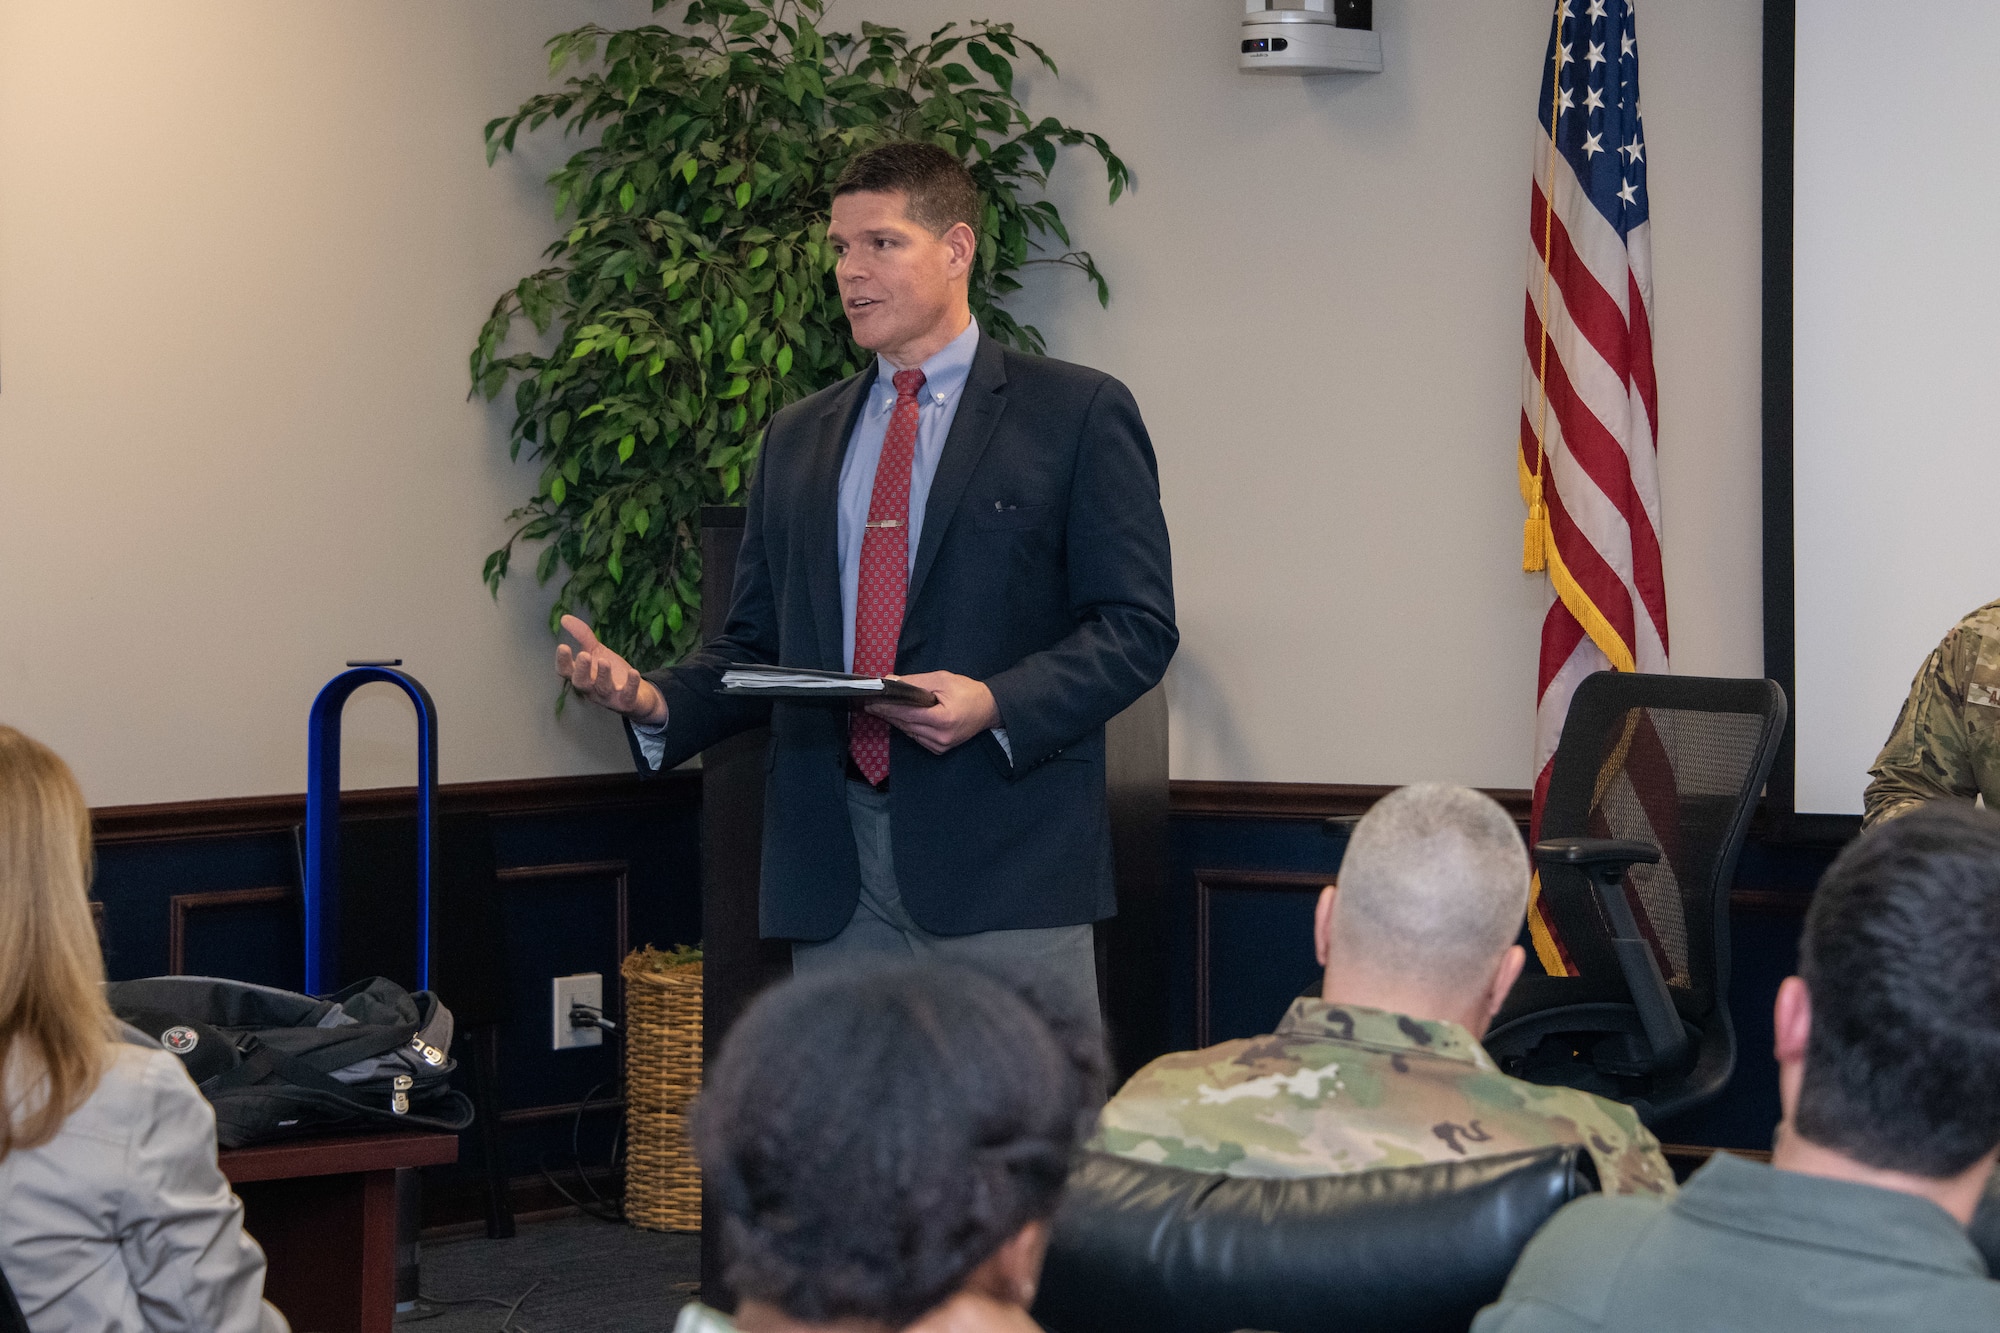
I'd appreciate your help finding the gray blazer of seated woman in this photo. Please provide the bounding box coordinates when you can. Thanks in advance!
[0,725,287,1333]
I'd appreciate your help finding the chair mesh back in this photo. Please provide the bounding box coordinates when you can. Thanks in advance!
[1579,706,1770,997]
[1541,674,1786,1020]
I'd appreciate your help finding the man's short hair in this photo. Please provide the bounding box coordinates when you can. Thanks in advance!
[832,141,981,241]
[1332,784,1530,981]
[1795,802,2000,1177]
[692,961,1103,1327]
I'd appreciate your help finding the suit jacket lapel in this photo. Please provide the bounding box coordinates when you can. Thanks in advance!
[803,367,875,671]
[908,334,1008,611]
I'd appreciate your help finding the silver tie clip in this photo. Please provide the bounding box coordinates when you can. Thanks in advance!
[865,519,903,529]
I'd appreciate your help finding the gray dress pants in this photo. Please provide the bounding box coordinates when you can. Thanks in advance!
[790,780,1103,1041]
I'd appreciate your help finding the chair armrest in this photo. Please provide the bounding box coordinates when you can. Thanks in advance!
[1533,836,1688,1075]
[1534,837,1661,872]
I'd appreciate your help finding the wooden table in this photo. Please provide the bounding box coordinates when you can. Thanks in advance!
[221,1129,458,1333]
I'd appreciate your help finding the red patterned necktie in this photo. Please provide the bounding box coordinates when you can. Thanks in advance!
[849,368,927,786]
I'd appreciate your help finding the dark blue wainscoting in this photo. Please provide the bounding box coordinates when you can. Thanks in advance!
[90,777,1847,1226]
[90,774,702,1217]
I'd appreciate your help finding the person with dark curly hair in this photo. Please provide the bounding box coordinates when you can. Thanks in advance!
[672,961,1104,1333]
[1475,802,2000,1331]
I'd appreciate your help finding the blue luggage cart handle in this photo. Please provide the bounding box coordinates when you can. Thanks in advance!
[302,667,439,995]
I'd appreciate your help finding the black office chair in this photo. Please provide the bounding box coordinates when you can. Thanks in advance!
[1032,1145,1595,1333]
[1483,672,1787,1126]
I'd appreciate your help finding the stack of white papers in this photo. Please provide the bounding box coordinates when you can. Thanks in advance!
[720,665,937,706]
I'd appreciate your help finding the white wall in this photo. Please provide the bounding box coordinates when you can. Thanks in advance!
[0,0,1765,805]
[0,1,654,806]
[1792,1,2000,816]
[830,0,1765,787]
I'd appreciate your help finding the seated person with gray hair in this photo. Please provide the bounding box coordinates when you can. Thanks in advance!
[1473,802,2000,1331]
[1092,783,1672,1195]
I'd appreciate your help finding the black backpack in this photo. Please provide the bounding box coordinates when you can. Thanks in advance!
[107,975,474,1147]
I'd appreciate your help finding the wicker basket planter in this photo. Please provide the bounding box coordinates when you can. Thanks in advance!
[622,947,703,1231]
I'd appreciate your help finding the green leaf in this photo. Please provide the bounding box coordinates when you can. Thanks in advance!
[618,434,636,461]
[550,475,567,504]
[775,345,793,375]
[965,41,1012,96]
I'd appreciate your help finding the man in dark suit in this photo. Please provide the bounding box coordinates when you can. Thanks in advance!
[556,142,1176,1027]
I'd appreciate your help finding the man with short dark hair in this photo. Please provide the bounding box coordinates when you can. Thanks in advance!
[1474,802,2000,1331]
[557,141,1176,1032]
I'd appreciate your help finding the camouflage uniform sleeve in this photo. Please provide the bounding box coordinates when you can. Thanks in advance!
[1545,1088,1676,1197]
[1864,626,1980,828]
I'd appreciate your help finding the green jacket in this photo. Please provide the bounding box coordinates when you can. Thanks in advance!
[1472,1152,2000,1332]
[1091,998,1673,1197]
[1865,598,2000,827]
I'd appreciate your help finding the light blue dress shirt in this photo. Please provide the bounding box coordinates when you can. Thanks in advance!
[634,319,1004,767]
[834,317,980,672]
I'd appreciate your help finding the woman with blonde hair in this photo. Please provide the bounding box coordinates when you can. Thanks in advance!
[0,724,287,1332]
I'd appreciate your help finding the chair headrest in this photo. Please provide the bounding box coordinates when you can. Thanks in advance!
[1033,1145,1595,1333]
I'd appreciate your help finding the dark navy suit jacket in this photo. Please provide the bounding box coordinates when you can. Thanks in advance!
[633,333,1177,940]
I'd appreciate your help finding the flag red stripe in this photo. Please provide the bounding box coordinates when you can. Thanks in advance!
[1521,404,1654,656]
[1530,181,1632,379]
[1542,476,1638,648]
[1523,298,1667,589]
[1627,473,1670,653]
[1624,714,1685,874]
[1627,269,1659,445]
[1537,584,1589,693]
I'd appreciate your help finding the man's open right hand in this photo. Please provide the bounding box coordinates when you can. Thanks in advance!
[556,615,667,726]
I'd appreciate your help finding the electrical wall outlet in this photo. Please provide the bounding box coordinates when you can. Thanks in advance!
[552,973,604,1051]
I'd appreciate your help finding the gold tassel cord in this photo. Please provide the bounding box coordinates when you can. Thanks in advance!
[1524,0,1564,575]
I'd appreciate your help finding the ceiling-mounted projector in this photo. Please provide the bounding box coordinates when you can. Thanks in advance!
[1241,0,1381,75]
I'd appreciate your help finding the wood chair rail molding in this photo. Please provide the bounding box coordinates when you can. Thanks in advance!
[91,770,701,845]
[1169,780,1533,823]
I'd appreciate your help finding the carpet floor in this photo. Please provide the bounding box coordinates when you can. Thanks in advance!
[410,1215,701,1333]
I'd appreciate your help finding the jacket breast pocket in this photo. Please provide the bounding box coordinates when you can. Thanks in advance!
[970,500,1050,532]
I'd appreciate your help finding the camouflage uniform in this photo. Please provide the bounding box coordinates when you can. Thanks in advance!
[1863,598,2000,828]
[1091,998,1675,1197]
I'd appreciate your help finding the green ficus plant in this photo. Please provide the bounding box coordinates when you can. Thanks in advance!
[471,0,1129,677]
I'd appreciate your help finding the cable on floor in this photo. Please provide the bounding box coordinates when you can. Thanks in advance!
[415,1280,542,1332]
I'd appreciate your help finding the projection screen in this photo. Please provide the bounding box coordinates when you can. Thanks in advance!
[1787,0,2000,817]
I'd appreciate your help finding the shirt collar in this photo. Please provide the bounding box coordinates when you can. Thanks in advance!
[869,317,980,414]
[1674,1152,1989,1277]
[1274,998,1495,1070]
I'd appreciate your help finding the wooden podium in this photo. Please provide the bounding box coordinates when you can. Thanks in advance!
[692,506,1171,1299]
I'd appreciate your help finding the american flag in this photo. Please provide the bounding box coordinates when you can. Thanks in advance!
[1519,0,1668,975]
